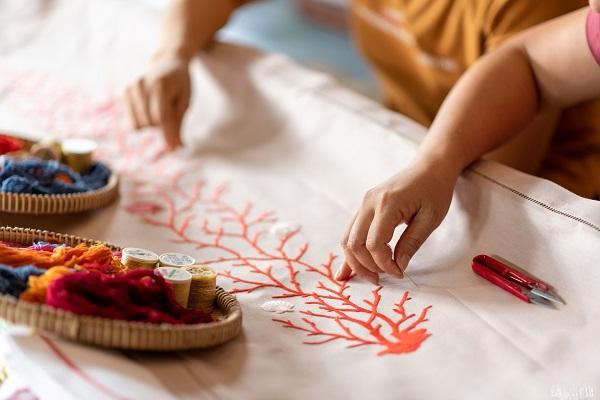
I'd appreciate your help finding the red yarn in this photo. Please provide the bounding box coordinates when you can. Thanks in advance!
[0,134,24,155]
[46,269,213,324]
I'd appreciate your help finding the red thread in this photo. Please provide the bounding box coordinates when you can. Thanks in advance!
[46,269,212,324]
[0,134,24,155]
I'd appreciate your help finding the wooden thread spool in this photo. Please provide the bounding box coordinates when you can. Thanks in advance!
[121,248,159,270]
[185,265,217,312]
[155,267,192,308]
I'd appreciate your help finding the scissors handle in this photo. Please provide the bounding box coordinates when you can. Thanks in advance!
[472,255,550,291]
[472,260,530,303]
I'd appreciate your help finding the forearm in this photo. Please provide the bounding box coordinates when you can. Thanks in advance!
[415,8,599,176]
[153,0,239,62]
[415,45,540,175]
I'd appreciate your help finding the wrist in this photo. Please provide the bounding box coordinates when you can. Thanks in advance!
[413,150,464,181]
[150,45,194,65]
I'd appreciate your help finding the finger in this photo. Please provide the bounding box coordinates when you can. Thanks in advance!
[339,213,377,283]
[123,87,141,130]
[347,209,381,274]
[394,209,437,273]
[178,76,191,116]
[130,79,152,128]
[334,262,352,281]
[172,86,190,144]
[148,79,165,126]
[342,248,379,285]
[366,209,404,277]
[162,101,183,149]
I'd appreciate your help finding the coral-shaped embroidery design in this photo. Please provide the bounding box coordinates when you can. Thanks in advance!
[0,68,433,356]
[125,171,433,355]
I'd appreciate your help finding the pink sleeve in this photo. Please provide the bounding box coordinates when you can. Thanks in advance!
[587,10,600,65]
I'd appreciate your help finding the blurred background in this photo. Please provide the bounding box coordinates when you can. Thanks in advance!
[143,0,378,97]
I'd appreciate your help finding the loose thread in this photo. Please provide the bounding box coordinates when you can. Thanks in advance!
[0,157,110,195]
[47,269,213,324]
[20,266,73,303]
[0,243,125,273]
[0,264,45,297]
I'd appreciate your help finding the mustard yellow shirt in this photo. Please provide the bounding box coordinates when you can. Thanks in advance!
[350,0,599,198]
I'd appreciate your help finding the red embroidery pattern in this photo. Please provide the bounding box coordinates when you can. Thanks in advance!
[126,172,432,355]
[0,69,433,356]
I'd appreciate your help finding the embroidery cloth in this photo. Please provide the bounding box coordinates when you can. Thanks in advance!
[0,1,598,399]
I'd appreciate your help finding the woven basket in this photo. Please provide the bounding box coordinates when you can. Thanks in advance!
[0,173,119,214]
[0,227,243,351]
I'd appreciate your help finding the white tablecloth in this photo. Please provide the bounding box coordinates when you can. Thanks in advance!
[0,1,599,399]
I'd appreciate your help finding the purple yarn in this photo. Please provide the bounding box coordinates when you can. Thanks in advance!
[0,157,110,195]
[0,264,45,298]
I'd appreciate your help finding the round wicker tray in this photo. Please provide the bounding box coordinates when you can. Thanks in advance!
[0,227,243,351]
[0,173,119,214]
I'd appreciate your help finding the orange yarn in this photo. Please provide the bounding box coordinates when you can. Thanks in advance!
[0,243,125,273]
[20,266,73,303]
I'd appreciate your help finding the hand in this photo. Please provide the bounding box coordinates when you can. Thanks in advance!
[124,55,191,149]
[335,161,458,284]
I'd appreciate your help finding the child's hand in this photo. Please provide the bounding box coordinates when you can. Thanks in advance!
[124,55,191,149]
[335,160,458,284]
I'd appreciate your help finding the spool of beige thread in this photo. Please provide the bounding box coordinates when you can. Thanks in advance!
[155,267,192,308]
[185,265,217,312]
[61,138,97,173]
[121,248,159,270]
[158,253,195,269]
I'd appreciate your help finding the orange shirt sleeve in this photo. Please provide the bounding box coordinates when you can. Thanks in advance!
[231,0,255,7]
[484,0,588,51]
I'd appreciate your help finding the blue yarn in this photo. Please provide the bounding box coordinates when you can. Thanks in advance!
[0,264,45,298]
[80,161,111,190]
[0,157,110,195]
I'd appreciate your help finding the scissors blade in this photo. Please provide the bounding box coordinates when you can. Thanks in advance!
[530,288,565,305]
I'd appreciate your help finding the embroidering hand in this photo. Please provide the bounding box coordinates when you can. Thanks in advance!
[335,160,458,284]
[124,55,191,149]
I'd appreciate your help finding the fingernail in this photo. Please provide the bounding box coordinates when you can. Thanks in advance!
[396,254,411,274]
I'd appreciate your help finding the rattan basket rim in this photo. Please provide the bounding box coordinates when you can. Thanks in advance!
[0,173,119,214]
[0,226,243,350]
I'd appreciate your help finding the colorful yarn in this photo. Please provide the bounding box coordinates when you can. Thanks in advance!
[0,243,125,273]
[0,157,110,195]
[46,269,213,324]
[0,264,45,297]
[0,135,24,155]
[20,266,73,303]
[0,241,26,249]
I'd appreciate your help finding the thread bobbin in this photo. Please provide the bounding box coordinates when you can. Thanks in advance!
[186,265,217,312]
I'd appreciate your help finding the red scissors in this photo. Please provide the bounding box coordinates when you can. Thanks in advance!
[472,255,564,305]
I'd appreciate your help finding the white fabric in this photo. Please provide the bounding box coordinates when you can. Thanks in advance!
[0,1,599,399]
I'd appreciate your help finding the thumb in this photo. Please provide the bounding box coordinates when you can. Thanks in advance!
[394,209,437,273]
